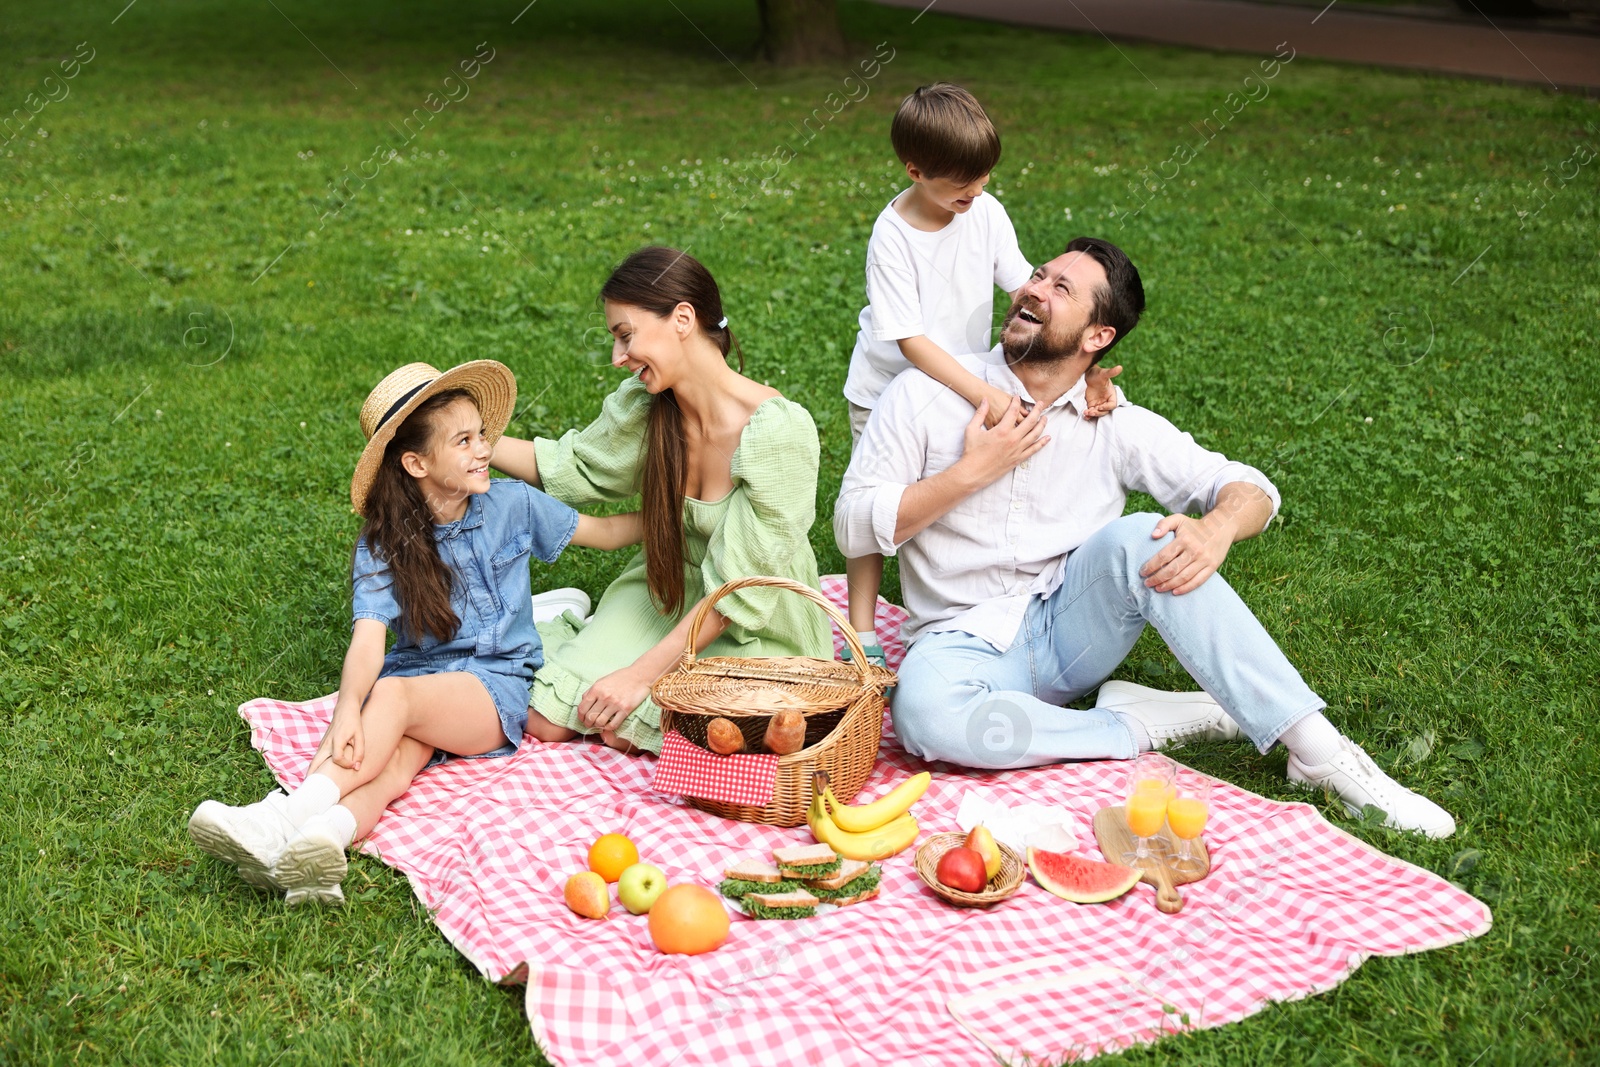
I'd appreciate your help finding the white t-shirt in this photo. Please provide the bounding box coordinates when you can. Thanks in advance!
[844,189,1032,409]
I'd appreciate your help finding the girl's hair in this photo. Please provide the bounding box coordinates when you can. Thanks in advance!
[599,246,742,616]
[357,388,474,644]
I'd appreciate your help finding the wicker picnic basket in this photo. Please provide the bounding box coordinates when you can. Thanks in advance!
[652,576,897,827]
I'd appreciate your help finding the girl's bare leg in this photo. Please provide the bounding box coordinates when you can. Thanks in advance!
[311,672,505,798]
[336,736,436,839]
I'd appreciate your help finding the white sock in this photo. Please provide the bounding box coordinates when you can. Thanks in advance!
[316,804,358,848]
[285,773,341,826]
[1279,712,1345,767]
[1114,712,1153,753]
[856,630,878,649]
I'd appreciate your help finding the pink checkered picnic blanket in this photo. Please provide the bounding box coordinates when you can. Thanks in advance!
[236,577,1489,1065]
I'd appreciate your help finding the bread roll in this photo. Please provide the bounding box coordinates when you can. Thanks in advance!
[706,717,746,755]
[763,709,806,755]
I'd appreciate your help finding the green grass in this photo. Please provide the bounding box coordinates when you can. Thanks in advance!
[1,0,1597,1063]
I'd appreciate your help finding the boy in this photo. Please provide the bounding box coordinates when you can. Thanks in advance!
[843,83,1119,665]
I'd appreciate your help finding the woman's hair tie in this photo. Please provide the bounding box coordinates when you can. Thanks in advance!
[717,316,728,329]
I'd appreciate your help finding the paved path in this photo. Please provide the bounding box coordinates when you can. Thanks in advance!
[871,0,1600,90]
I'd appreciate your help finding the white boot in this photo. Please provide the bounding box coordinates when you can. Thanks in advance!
[188,791,295,890]
[273,812,351,906]
[1095,680,1244,749]
[1287,737,1456,838]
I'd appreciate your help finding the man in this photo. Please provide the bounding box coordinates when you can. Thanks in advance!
[833,236,1454,837]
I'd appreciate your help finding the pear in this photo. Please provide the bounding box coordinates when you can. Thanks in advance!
[965,824,1003,882]
[564,871,610,919]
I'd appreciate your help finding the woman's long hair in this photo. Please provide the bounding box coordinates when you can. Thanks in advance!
[599,247,743,616]
[357,389,473,644]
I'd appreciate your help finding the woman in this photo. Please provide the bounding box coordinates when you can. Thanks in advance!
[491,247,832,754]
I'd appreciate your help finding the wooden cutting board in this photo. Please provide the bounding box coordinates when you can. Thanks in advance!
[1092,805,1211,914]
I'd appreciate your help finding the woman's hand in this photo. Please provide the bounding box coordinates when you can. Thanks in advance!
[329,705,366,771]
[576,666,654,733]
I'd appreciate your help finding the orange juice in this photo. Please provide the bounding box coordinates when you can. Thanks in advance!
[1134,777,1175,799]
[1126,791,1168,837]
[1167,797,1209,840]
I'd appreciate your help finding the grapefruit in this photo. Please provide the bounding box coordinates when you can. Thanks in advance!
[648,885,730,955]
[1026,848,1141,904]
[587,833,639,883]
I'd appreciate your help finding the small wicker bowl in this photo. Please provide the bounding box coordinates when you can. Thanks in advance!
[915,832,1026,908]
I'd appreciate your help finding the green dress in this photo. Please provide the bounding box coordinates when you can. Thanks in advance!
[529,377,832,753]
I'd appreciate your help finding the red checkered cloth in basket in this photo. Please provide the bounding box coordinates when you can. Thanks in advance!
[651,732,781,806]
[235,580,1489,1066]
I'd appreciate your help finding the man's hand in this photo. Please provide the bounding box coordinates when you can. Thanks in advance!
[1082,364,1123,419]
[1139,513,1235,595]
[955,396,1049,490]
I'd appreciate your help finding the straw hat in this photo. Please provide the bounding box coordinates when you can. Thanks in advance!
[350,360,517,515]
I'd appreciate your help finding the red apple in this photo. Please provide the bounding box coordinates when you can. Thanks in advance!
[936,846,989,893]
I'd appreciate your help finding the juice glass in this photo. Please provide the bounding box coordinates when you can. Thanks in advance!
[1121,753,1175,869]
[1166,771,1212,876]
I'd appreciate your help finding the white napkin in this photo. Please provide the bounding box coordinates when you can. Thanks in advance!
[954,790,1081,855]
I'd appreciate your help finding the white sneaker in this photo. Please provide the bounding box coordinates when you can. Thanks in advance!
[188,792,295,890]
[272,815,350,906]
[1095,680,1244,749]
[531,587,592,625]
[1287,737,1456,838]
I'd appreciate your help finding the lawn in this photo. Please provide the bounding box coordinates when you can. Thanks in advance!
[1,0,1597,1062]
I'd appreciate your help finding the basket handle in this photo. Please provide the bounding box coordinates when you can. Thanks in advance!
[682,576,872,685]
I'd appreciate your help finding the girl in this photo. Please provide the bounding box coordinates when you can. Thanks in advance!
[189,360,641,904]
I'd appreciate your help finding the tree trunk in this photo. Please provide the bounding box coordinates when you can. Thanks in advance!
[757,0,849,66]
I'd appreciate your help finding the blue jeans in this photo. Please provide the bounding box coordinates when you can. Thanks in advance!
[891,513,1324,769]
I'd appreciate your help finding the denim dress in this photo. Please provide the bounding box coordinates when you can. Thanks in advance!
[351,478,579,764]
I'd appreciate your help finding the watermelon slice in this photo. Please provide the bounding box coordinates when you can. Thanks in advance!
[1026,847,1141,904]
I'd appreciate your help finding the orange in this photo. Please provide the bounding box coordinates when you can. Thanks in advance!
[647,885,729,955]
[587,833,640,883]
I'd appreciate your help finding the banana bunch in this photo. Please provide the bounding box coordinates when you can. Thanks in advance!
[807,771,929,861]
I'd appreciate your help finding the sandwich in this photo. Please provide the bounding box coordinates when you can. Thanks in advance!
[772,842,841,880]
[803,860,882,905]
[802,858,870,892]
[740,889,820,920]
[821,883,880,907]
[718,858,801,899]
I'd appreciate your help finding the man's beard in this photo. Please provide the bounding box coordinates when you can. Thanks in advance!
[999,300,1075,366]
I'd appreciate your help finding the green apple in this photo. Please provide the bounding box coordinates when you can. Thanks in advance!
[616,863,668,915]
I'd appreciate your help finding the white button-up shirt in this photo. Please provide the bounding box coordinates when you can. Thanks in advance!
[833,348,1281,652]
